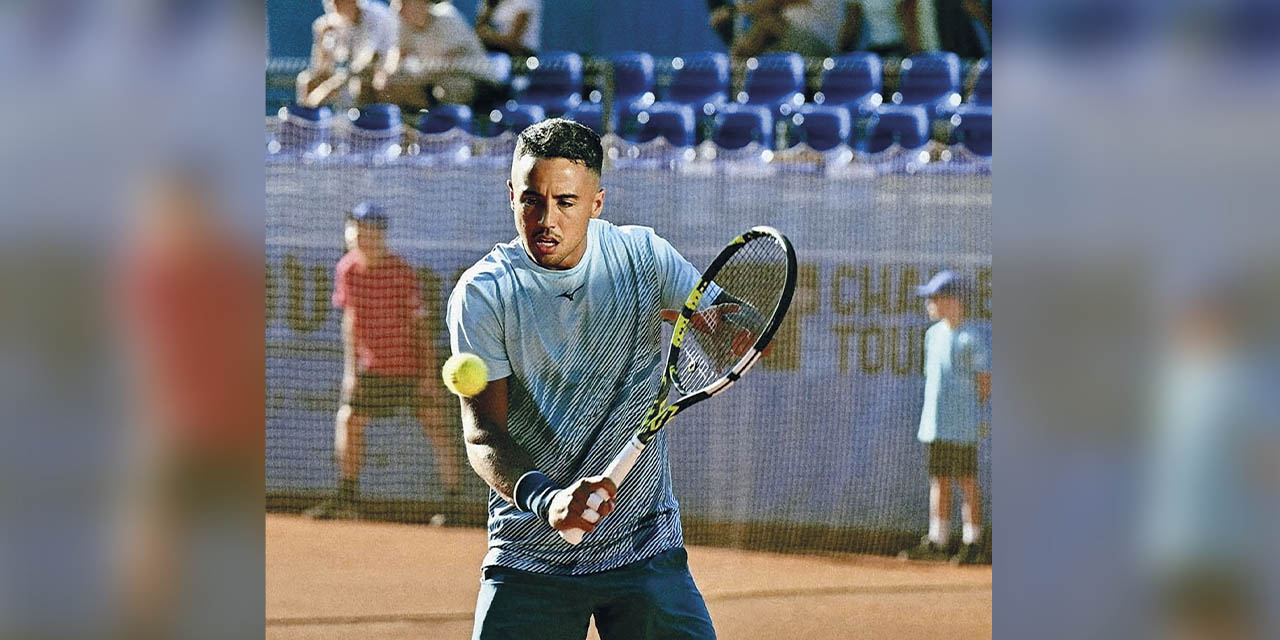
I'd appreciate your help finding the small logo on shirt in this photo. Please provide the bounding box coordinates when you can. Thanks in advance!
[557,284,585,301]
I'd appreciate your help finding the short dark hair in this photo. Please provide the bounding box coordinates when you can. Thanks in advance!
[513,118,603,177]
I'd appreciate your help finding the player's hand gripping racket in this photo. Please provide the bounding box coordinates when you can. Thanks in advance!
[560,226,797,544]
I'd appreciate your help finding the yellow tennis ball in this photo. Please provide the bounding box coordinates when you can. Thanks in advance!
[442,352,488,397]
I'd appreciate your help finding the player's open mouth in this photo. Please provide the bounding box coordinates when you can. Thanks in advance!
[532,235,559,253]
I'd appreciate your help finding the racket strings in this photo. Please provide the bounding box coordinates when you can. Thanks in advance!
[675,237,789,394]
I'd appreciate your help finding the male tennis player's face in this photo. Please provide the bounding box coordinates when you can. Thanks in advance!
[509,156,604,270]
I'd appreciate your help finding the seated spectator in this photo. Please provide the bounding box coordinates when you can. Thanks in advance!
[732,0,851,58]
[936,0,990,58]
[296,0,398,107]
[475,0,541,57]
[840,0,940,57]
[374,0,499,108]
[707,0,737,48]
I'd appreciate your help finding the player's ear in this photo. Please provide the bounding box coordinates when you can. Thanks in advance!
[591,187,604,219]
[506,180,515,209]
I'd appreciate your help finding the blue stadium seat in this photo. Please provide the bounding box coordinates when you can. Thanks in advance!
[891,52,962,118]
[738,52,805,118]
[950,104,991,156]
[968,58,991,106]
[352,103,401,130]
[664,51,730,114]
[565,102,616,136]
[488,104,546,136]
[713,104,773,150]
[606,51,656,111]
[488,52,512,85]
[788,105,851,151]
[814,52,883,116]
[621,103,697,146]
[276,103,333,152]
[417,104,473,134]
[860,105,930,152]
[349,103,403,153]
[519,51,583,117]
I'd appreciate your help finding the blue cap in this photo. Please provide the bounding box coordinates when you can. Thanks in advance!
[916,270,966,298]
[348,201,389,228]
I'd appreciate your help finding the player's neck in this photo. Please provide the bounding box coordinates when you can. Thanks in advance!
[942,313,965,329]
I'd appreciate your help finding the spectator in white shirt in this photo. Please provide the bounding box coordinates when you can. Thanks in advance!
[375,0,500,108]
[296,0,398,107]
[476,0,542,57]
[732,0,854,58]
[840,0,940,58]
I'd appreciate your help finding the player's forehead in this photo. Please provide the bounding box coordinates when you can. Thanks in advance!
[511,156,598,195]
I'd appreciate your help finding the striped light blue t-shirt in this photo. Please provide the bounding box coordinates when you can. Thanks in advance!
[446,218,700,575]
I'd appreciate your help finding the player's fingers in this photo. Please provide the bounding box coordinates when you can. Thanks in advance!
[558,514,598,533]
[691,313,713,332]
[659,309,680,323]
[594,497,616,519]
[585,490,605,511]
[582,477,617,499]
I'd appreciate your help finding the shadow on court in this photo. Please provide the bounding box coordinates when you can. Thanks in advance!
[266,514,991,639]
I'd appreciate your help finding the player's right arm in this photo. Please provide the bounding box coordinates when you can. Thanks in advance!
[459,378,615,533]
[459,378,528,503]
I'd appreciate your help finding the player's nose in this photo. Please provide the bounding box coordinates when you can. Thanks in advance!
[535,205,562,229]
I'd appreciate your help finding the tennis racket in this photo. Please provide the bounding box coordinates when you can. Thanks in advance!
[561,226,797,544]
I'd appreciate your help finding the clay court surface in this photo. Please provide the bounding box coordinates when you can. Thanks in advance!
[266,514,991,639]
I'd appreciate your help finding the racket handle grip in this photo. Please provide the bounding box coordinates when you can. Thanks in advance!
[558,436,648,545]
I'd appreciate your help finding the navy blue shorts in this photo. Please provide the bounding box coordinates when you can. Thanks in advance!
[472,547,716,640]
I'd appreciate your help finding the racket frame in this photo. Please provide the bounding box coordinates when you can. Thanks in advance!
[560,226,797,545]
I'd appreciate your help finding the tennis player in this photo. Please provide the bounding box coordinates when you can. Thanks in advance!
[447,119,717,639]
[306,202,462,519]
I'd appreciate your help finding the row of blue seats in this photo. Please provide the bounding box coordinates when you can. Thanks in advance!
[276,99,991,156]
[506,50,990,121]
[279,48,988,125]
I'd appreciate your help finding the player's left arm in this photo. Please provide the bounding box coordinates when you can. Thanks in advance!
[651,231,767,355]
[973,327,991,404]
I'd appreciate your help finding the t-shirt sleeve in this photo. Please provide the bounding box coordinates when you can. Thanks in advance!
[447,276,510,380]
[649,232,701,311]
[332,259,350,309]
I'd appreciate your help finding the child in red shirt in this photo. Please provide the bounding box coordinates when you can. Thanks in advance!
[306,202,461,519]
